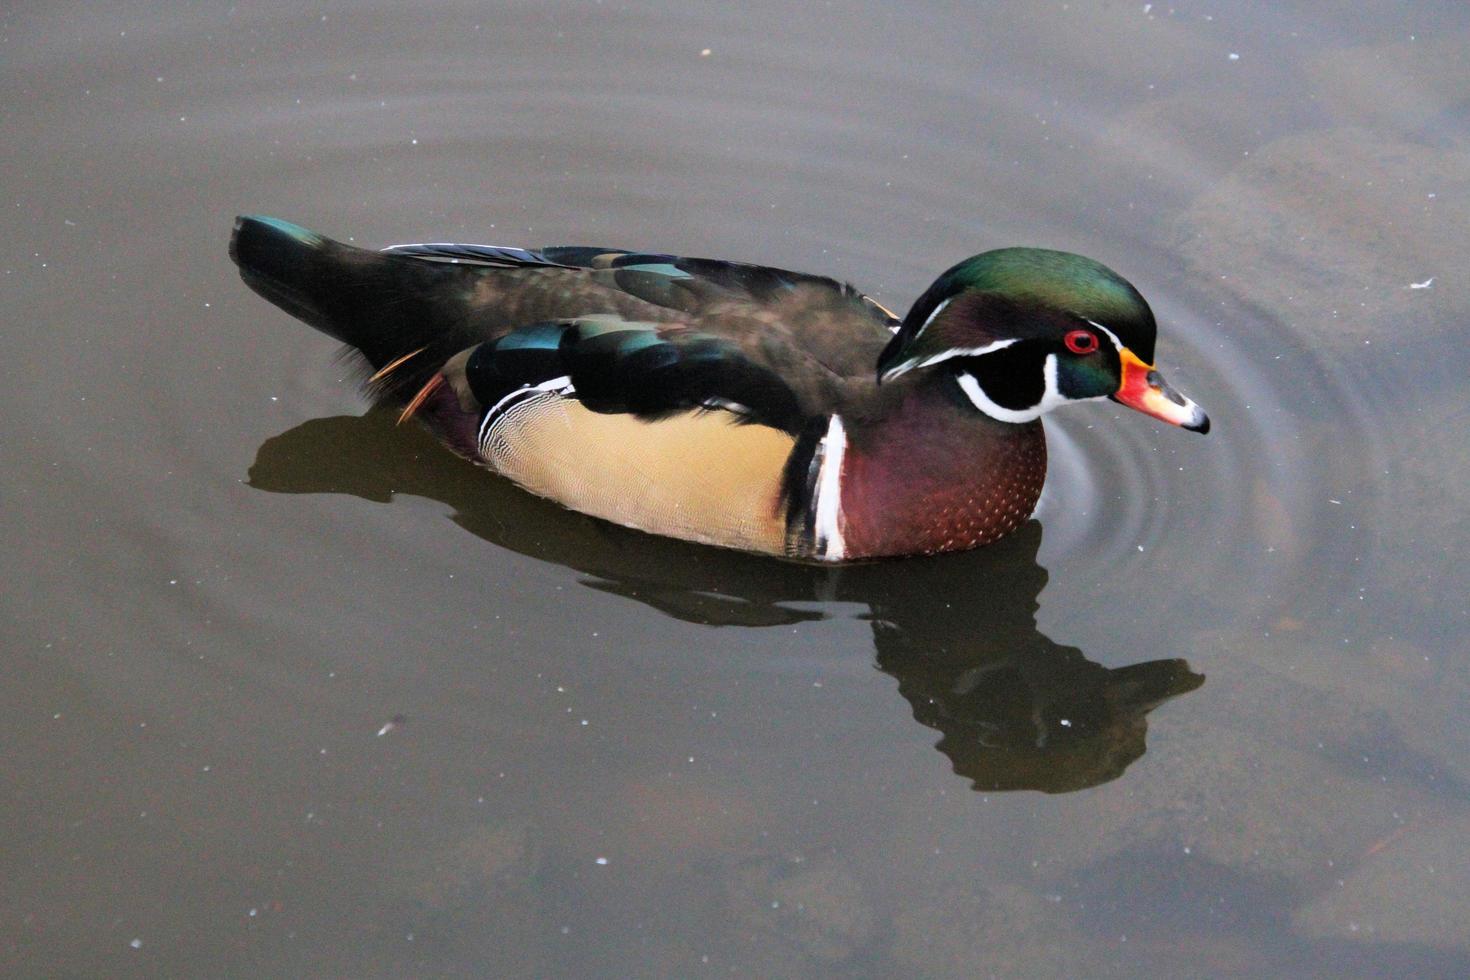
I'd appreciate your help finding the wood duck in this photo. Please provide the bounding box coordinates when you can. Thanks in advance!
[230,215,1209,562]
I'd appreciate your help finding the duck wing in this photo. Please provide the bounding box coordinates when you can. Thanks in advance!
[440,315,806,435]
[384,241,898,406]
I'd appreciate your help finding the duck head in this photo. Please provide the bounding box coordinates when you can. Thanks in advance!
[877,248,1209,433]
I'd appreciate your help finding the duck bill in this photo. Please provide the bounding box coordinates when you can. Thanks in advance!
[1111,348,1210,433]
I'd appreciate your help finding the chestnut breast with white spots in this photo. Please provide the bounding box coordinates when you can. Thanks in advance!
[837,387,1047,559]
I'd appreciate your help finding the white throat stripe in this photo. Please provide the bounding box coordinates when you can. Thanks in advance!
[955,371,1043,424]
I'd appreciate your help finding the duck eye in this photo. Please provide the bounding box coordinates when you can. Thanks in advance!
[1064,329,1098,355]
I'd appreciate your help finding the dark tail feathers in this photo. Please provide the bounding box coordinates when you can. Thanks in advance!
[230,216,484,397]
[230,216,352,339]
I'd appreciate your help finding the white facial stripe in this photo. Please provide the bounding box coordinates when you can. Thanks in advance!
[912,297,953,339]
[879,296,958,379]
[881,338,1018,381]
[812,414,847,561]
[1084,319,1126,354]
[915,338,1018,370]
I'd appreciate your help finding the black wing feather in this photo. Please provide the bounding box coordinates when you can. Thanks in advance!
[462,318,806,434]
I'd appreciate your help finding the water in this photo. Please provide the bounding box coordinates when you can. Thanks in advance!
[4,2,1469,975]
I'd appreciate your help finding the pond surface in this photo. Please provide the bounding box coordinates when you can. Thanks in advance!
[5,2,1470,976]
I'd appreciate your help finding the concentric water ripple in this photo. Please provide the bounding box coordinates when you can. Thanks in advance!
[8,2,1470,975]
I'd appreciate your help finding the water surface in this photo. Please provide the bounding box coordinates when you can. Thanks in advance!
[4,2,1470,976]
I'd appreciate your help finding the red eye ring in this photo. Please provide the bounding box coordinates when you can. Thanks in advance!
[1064,329,1099,355]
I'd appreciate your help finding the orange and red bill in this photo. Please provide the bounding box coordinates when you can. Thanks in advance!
[1112,348,1210,433]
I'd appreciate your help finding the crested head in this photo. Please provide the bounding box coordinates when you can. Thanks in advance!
[877,247,1208,433]
[879,248,1156,376]
[938,248,1156,356]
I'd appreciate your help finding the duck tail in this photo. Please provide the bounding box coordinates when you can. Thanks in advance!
[229,216,350,340]
[229,215,478,400]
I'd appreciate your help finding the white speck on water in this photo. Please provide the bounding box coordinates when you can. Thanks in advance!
[1408,277,1434,289]
[129,938,142,949]
[700,48,711,56]
[595,856,608,865]
[248,908,258,917]
[1136,544,1144,552]
[1329,499,1342,505]
[1059,718,1072,727]
[1228,52,1240,61]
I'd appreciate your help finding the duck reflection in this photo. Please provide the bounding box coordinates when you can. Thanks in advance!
[249,410,1202,794]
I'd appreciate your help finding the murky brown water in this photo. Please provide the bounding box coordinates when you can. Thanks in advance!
[5,2,1470,976]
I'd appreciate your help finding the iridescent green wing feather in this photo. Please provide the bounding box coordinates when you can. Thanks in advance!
[452,316,807,434]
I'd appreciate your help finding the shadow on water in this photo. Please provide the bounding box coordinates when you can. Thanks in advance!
[249,409,1203,794]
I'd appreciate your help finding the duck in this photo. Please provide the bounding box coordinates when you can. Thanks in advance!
[230,215,1208,562]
